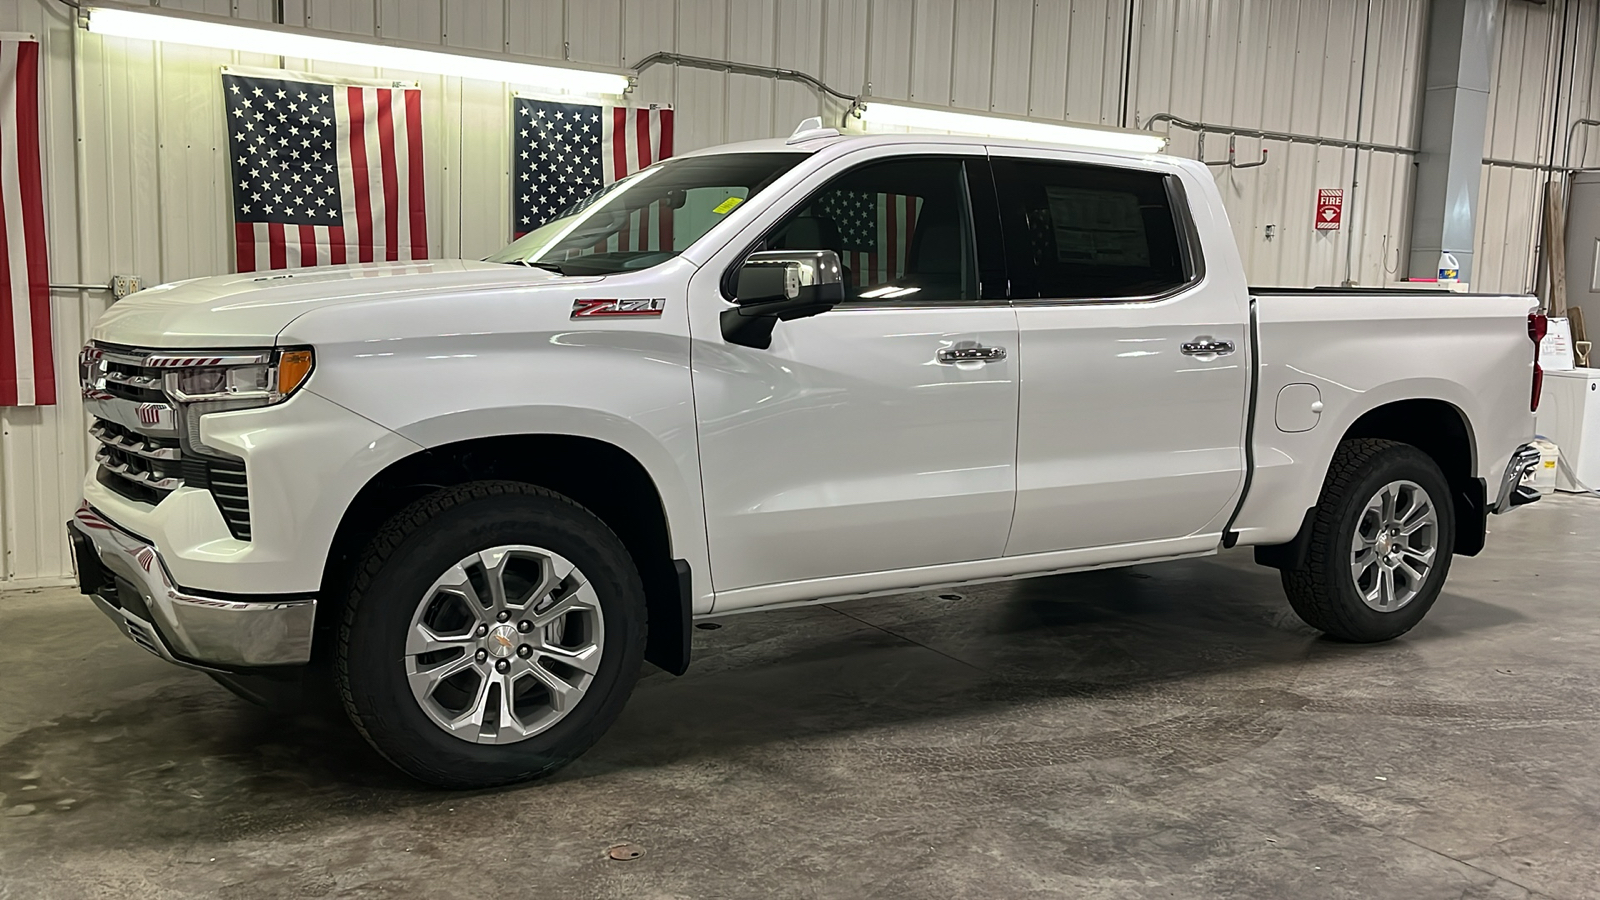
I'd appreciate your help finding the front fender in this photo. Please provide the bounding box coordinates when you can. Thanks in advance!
[278,269,709,609]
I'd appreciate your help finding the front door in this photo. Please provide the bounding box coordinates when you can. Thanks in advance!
[989,151,1251,556]
[690,152,1020,596]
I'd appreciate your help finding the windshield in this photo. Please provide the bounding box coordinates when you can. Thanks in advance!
[486,152,809,275]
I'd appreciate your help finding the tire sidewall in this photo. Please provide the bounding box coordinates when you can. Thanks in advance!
[341,489,645,786]
[1323,446,1456,637]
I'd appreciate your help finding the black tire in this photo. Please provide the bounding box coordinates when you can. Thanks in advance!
[1282,439,1456,642]
[337,481,646,788]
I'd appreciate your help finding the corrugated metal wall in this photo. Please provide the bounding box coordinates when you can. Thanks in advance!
[1131,0,1426,289]
[0,0,1588,583]
[1476,0,1600,294]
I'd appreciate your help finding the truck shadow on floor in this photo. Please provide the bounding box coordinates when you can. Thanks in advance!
[0,555,1531,852]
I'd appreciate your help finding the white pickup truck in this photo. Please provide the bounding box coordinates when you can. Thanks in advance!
[71,125,1546,788]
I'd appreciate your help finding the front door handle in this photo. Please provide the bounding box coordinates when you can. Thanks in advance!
[1181,336,1236,357]
[937,345,1007,364]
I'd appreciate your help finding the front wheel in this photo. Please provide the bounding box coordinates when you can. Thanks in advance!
[337,482,646,788]
[1282,439,1456,642]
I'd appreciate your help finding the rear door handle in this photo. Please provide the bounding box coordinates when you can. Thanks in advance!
[1181,336,1235,357]
[937,345,1007,364]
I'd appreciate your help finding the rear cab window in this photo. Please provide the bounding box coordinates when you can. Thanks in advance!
[990,157,1200,301]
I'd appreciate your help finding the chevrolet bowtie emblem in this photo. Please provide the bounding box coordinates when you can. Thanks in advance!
[494,633,514,648]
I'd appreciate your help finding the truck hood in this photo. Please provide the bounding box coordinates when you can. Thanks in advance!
[92,259,572,348]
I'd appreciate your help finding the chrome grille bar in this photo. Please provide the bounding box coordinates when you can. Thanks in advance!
[95,448,183,491]
[89,422,181,461]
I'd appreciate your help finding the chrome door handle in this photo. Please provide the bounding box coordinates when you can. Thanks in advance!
[1181,336,1235,356]
[937,345,1007,364]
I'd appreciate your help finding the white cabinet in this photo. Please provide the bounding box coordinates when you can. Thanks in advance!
[1537,368,1600,491]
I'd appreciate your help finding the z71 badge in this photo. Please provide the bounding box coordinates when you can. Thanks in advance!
[571,298,667,319]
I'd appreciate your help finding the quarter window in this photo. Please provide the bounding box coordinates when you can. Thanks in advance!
[992,159,1195,301]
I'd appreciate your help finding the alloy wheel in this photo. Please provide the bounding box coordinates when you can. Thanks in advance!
[404,545,604,744]
[1350,479,1439,612]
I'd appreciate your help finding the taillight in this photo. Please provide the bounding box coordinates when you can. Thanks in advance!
[1529,312,1548,411]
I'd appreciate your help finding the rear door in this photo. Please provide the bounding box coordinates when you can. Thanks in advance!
[990,150,1251,555]
[690,150,1020,595]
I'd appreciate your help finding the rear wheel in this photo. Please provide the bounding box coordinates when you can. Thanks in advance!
[1282,439,1455,642]
[338,481,646,788]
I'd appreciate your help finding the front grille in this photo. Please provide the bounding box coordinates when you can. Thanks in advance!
[92,420,183,492]
[82,343,253,541]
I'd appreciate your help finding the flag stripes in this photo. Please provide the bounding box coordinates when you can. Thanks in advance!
[0,38,53,407]
[823,192,923,290]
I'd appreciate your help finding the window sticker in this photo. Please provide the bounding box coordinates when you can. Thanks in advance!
[1042,185,1150,266]
[712,196,744,215]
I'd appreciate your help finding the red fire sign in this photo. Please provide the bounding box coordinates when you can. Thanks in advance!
[1315,189,1343,231]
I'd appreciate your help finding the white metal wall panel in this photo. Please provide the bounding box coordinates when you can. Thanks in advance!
[948,0,995,112]
[773,0,825,133]
[0,0,1583,583]
[724,0,777,145]
[865,0,913,102]
[507,1,567,62]
[987,0,1032,117]
[908,0,954,107]
[1476,0,1600,295]
[443,1,503,54]
[568,0,624,67]
[378,0,440,44]
[1131,0,1427,290]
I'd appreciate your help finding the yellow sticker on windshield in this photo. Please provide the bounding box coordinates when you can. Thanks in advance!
[712,196,744,215]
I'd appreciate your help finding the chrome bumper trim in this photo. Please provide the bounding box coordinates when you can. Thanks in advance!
[69,503,314,667]
[1491,443,1543,514]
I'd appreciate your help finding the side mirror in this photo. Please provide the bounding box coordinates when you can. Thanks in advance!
[721,249,846,349]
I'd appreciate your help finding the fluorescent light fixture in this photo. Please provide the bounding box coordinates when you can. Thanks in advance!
[859,285,921,299]
[85,6,631,96]
[858,101,1167,154]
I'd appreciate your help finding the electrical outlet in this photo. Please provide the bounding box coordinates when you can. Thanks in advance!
[110,275,142,299]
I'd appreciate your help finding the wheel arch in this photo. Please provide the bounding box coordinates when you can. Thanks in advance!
[1255,397,1485,570]
[321,434,692,675]
[1342,398,1484,556]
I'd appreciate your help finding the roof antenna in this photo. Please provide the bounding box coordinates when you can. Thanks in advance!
[787,117,840,144]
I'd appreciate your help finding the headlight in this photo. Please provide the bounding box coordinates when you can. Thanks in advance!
[161,348,314,405]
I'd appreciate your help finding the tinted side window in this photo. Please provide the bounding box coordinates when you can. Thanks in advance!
[992,159,1194,300]
[765,157,979,303]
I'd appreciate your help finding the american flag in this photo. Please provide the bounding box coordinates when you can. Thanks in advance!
[513,97,673,248]
[224,69,428,272]
[0,37,52,407]
[816,190,923,288]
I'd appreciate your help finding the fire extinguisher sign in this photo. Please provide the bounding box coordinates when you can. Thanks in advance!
[1315,189,1344,231]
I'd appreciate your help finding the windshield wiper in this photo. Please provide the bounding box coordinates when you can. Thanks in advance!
[512,260,569,275]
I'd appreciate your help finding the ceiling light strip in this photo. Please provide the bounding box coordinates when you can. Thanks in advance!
[858,101,1167,154]
[84,6,632,96]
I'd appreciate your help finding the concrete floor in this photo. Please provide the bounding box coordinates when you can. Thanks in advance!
[1,496,1597,899]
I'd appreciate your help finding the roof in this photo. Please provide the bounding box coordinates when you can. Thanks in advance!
[671,130,1169,164]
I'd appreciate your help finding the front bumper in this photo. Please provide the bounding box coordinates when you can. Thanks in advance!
[1491,443,1543,514]
[68,504,315,668]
